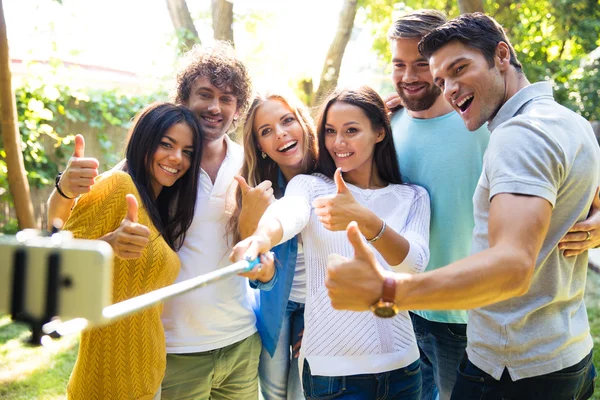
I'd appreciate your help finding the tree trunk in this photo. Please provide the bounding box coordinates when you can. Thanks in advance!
[212,0,234,45]
[314,0,358,105]
[165,0,201,52]
[458,0,485,14]
[0,0,36,229]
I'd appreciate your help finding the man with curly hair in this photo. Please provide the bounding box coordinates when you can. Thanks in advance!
[48,41,273,399]
[159,41,275,400]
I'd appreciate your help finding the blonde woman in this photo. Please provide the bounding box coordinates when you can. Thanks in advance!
[229,89,318,399]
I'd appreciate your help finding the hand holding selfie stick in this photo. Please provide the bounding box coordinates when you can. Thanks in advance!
[2,230,261,344]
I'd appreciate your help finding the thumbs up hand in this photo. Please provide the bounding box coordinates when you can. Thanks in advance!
[58,134,100,199]
[313,168,371,232]
[104,194,151,259]
[325,222,390,311]
[235,176,275,239]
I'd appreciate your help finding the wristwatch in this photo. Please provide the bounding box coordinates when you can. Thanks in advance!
[370,277,399,318]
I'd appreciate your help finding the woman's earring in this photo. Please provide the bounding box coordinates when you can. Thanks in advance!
[261,151,267,159]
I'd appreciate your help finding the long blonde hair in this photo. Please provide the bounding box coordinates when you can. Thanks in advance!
[227,89,318,243]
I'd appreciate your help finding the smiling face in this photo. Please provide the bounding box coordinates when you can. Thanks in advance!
[391,38,442,112]
[323,101,384,183]
[149,122,195,197]
[254,98,306,179]
[184,75,238,141]
[429,41,506,131]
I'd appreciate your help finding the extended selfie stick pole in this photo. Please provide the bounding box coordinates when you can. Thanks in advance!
[101,258,260,323]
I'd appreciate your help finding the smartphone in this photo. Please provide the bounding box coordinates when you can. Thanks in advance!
[0,231,113,326]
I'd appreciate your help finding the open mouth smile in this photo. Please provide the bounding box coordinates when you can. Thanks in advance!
[201,115,222,125]
[456,94,474,113]
[277,140,298,153]
[159,164,179,175]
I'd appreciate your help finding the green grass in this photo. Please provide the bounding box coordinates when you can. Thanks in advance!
[1,271,600,399]
[0,316,79,400]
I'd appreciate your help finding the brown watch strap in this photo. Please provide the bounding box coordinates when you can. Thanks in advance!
[381,277,396,303]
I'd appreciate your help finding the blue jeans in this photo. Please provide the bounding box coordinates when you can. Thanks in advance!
[410,312,467,400]
[451,351,596,400]
[302,359,421,400]
[259,300,305,400]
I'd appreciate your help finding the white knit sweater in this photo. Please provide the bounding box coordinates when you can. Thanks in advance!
[263,173,431,376]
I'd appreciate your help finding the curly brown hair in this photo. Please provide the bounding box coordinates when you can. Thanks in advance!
[174,41,253,115]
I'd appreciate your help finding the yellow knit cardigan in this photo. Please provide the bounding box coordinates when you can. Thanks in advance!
[65,171,180,400]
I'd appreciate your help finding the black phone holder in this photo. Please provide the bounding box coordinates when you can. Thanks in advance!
[9,231,72,345]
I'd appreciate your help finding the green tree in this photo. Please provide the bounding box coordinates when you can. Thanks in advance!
[314,0,359,105]
[365,0,600,120]
[0,0,36,229]
[212,0,234,45]
[166,0,201,53]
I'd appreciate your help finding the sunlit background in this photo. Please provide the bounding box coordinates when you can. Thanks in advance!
[1,1,599,398]
[5,0,389,94]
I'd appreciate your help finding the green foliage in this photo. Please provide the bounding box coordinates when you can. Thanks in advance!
[492,0,600,120]
[363,0,600,120]
[0,78,156,233]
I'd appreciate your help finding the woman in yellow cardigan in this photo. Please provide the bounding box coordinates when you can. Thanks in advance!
[64,102,203,400]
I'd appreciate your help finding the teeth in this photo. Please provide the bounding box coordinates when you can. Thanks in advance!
[160,165,178,174]
[456,95,474,108]
[203,116,219,123]
[278,141,297,151]
[336,152,352,158]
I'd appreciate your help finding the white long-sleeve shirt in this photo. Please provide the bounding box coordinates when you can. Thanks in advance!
[263,173,430,376]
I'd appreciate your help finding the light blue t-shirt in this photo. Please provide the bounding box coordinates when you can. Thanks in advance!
[391,108,489,324]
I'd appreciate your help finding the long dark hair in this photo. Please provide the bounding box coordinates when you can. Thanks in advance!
[124,102,203,251]
[315,86,403,185]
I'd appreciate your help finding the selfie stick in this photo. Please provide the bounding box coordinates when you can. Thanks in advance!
[101,257,260,322]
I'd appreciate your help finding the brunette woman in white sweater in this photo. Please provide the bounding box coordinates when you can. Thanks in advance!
[231,86,430,399]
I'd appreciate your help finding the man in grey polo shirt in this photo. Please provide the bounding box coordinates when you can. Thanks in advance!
[325,13,599,399]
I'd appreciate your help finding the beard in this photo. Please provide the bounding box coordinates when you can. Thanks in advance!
[397,83,442,112]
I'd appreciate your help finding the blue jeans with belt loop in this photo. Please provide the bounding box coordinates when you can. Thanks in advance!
[450,351,596,400]
[302,358,422,399]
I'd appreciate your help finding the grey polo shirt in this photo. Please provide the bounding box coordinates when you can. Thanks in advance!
[468,82,600,380]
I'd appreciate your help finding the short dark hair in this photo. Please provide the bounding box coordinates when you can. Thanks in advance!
[125,102,203,251]
[315,86,403,185]
[418,12,522,72]
[387,9,447,41]
[174,41,253,115]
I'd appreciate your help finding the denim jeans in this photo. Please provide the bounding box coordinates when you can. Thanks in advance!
[450,351,596,400]
[259,300,305,400]
[410,312,467,400]
[302,359,421,400]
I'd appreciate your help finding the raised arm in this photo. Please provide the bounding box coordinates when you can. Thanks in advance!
[234,176,275,239]
[63,172,150,259]
[47,134,99,227]
[231,176,312,262]
[326,193,551,311]
[313,169,430,270]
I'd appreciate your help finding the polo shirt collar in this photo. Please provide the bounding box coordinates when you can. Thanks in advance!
[488,82,554,132]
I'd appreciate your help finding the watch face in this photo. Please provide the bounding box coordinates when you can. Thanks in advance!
[373,304,398,319]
